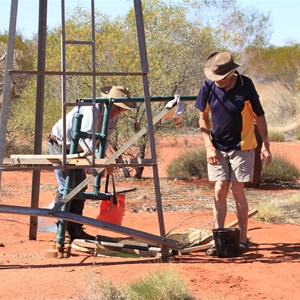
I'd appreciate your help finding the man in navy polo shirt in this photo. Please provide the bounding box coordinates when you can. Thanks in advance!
[195,51,272,255]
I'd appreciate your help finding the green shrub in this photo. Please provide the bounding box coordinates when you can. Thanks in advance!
[82,269,195,300]
[268,130,285,142]
[256,202,284,223]
[261,155,300,184]
[82,274,126,300]
[256,193,300,224]
[4,134,34,157]
[126,269,195,300]
[292,125,300,141]
[167,149,207,179]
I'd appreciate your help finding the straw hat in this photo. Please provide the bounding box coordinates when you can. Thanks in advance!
[203,51,240,81]
[100,85,136,110]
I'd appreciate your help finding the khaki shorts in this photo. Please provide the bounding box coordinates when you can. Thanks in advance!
[207,149,255,182]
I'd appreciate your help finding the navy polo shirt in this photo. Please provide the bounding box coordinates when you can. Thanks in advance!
[194,73,264,151]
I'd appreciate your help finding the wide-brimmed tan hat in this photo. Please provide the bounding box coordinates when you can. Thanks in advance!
[100,85,136,110]
[203,51,240,81]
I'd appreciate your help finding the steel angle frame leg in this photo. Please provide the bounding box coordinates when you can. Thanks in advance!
[0,0,18,186]
[134,0,169,262]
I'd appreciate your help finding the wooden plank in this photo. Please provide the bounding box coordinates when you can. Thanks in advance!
[72,238,160,257]
[167,228,213,249]
[3,156,154,167]
[67,158,108,165]
[5,153,89,165]
[71,242,141,258]
[10,153,87,159]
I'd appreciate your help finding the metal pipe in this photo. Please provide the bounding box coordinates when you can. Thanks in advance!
[76,191,112,200]
[61,0,67,167]
[93,101,112,194]
[56,112,83,245]
[0,204,179,249]
[9,70,145,76]
[79,95,197,103]
[91,0,97,168]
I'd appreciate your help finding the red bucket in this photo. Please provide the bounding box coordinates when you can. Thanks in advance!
[96,194,125,225]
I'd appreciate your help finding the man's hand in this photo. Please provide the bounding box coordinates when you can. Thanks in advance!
[261,142,272,167]
[206,144,219,165]
[106,167,115,176]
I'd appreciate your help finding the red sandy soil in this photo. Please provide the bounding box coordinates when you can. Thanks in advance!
[1,136,300,300]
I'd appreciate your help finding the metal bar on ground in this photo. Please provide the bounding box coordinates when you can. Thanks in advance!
[0,204,179,250]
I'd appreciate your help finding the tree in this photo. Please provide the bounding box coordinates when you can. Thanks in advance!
[245,44,300,90]
[4,0,272,177]
[0,32,36,100]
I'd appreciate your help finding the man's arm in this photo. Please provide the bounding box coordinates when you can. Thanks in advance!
[255,114,272,166]
[199,111,218,165]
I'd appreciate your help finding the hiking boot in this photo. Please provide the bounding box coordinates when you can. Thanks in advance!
[67,224,96,241]
[64,230,72,245]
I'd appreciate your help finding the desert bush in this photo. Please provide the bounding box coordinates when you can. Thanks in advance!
[261,155,300,184]
[256,202,284,223]
[292,125,300,141]
[256,193,300,224]
[167,149,207,179]
[4,133,34,157]
[262,82,299,128]
[126,269,195,300]
[268,130,285,142]
[81,269,195,300]
[82,274,126,300]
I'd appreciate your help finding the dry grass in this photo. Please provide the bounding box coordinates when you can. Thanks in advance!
[256,192,300,224]
[80,268,195,300]
[256,81,300,139]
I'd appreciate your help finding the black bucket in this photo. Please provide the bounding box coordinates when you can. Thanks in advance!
[213,227,241,258]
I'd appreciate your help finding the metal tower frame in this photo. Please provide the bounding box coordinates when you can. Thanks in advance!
[0,0,181,258]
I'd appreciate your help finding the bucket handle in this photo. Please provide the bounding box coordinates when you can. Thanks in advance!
[105,174,118,205]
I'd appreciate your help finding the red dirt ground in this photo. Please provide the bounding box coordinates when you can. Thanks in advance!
[1,136,300,300]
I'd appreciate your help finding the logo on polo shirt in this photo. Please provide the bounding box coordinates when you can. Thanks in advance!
[235,95,245,102]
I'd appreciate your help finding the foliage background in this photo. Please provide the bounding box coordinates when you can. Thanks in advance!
[1,0,300,170]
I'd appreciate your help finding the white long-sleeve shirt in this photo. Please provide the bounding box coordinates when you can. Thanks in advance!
[51,104,118,154]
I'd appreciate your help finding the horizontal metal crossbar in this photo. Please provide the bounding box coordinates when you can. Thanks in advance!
[79,95,197,103]
[8,70,145,77]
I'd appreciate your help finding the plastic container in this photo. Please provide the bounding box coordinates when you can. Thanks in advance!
[96,194,125,226]
[37,200,57,233]
[213,227,241,258]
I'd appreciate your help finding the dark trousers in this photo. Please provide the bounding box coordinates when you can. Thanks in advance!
[48,141,86,218]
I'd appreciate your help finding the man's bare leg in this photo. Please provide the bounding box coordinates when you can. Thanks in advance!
[213,180,230,229]
[231,181,249,244]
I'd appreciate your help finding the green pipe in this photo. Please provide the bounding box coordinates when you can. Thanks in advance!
[93,101,112,194]
[56,112,83,246]
[76,191,112,200]
[78,95,197,104]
